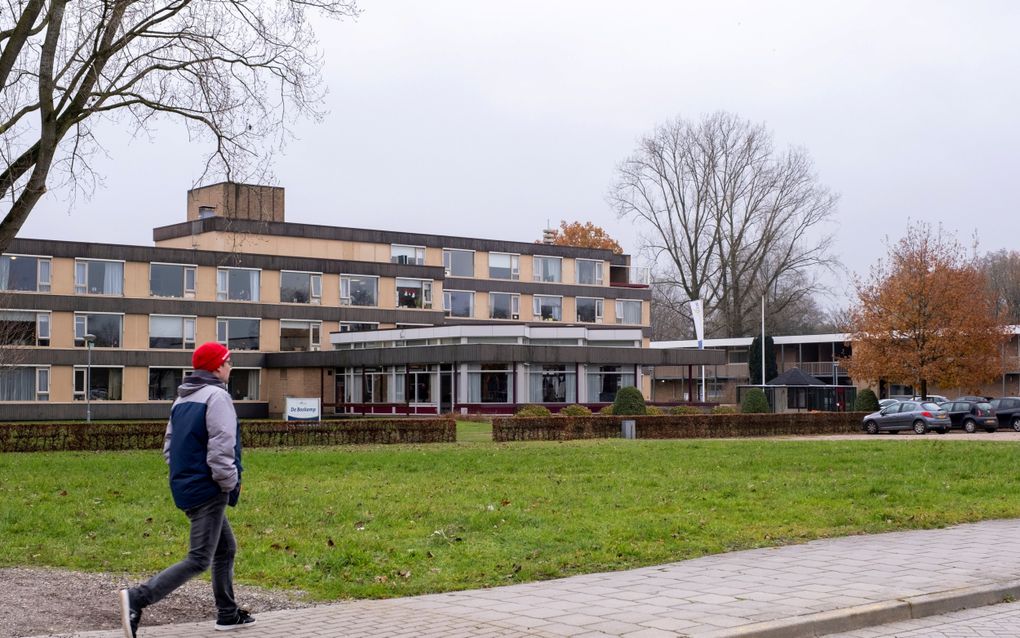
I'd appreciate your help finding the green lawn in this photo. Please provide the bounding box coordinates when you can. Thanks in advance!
[2,439,1019,600]
[456,420,492,442]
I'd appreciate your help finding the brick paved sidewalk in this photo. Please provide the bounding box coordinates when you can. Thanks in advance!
[50,519,1020,638]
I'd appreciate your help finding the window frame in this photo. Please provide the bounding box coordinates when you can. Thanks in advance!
[442,248,475,277]
[395,278,433,309]
[488,252,520,280]
[279,270,322,305]
[615,299,643,325]
[149,262,197,299]
[576,258,604,285]
[279,319,322,352]
[74,312,124,348]
[148,314,197,350]
[532,255,563,283]
[216,266,261,302]
[73,365,125,401]
[390,244,426,265]
[0,254,52,292]
[216,316,261,351]
[74,258,125,296]
[339,274,379,307]
[0,309,50,346]
[576,296,604,323]
[488,292,521,320]
[532,295,563,321]
[443,289,475,318]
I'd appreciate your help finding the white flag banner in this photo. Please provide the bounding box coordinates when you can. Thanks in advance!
[690,299,704,349]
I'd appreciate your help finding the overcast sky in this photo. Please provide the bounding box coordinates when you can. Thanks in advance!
[21,0,1020,309]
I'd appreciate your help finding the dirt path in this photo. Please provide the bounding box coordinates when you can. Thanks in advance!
[0,567,311,638]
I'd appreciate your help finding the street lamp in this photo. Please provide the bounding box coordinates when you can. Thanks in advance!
[83,333,96,423]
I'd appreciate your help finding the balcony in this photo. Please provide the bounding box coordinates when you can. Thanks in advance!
[610,265,650,288]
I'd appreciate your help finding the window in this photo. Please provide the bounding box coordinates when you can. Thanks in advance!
[227,368,260,400]
[0,366,49,401]
[396,278,432,309]
[0,255,50,292]
[362,368,390,403]
[576,297,604,323]
[401,365,434,403]
[340,275,378,306]
[391,244,425,265]
[149,315,196,349]
[280,271,322,304]
[150,263,196,298]
[443,290,474,318]
[489,253,519,280]
[74,367,123,401]
[216,318,260,350]
[74,259,123,295]
[149,368,188,400]
[529,365,576,403]
[339,322,379,333]
[468,364,513,403]
[74,313,122,347]
[576,259,604,285]
[615,299,642,324]
[216,268,260,301]
[586,365,635,403]
[443,249,474,277]
[0,311,49,346]
[489,292,520,320]
[280,320,321,351]
[533,295,562,321]
[533,256,562,283]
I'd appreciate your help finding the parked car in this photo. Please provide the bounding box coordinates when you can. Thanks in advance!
[989,397,1020,431]
[878,398,900,409]
[952,395,991,402]
[911,395,949,404]
[941,400,998,433]
[862,401,951,435]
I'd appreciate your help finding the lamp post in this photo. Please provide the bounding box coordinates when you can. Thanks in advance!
[84,333,96,422]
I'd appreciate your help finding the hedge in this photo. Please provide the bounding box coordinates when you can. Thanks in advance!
[493,412,867,442]
[0,418,456,453]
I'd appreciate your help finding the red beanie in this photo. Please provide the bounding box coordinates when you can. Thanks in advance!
[192,342,231,372]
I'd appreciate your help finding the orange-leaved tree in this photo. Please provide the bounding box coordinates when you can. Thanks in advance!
[543,221,623,254]
[844,223,1008,398]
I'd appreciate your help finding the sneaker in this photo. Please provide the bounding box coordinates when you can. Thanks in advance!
[215,609,256,631]
[118,589,141,638]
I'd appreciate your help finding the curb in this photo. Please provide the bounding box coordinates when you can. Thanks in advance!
[698,579,1020,638]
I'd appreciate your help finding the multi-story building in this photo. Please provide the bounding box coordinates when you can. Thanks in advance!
[0,182,722,419]
[652,331,1020,407]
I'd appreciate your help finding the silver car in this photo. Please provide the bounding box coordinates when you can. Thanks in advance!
[862,401,951,435]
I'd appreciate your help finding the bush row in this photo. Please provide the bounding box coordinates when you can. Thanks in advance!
[0,419,456,453]
[493,412,867,442]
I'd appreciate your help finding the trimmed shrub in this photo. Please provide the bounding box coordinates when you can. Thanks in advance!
[559,404,592,416]
[613,386,647,416]
[741,388,771,414]
[515,404,552,417]
[854,388,880,412]
[712,405,738,415]
[645,405,664,416]
[669,405,701,415]
[598,405,614,415]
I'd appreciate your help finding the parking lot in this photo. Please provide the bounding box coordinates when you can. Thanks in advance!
[797,430,1020,441]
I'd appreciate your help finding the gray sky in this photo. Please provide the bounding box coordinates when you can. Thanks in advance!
[23,0,1020,308]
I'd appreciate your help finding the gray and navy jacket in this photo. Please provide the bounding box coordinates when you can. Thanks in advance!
[162,370,242,510]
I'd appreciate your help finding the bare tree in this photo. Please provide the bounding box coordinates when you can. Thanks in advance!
[979,249,1020,325]
[610,111,840,337]
[0,0,360,252]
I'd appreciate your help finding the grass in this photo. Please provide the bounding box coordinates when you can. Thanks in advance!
[2,438,1020,601]
[455,420,492,443]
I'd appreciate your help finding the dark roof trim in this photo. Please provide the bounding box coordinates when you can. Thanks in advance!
[267,344,725,368]
[443,277,651,300]
[152,217,631,265]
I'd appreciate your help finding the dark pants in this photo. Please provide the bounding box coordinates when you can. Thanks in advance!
[133,492,238,621]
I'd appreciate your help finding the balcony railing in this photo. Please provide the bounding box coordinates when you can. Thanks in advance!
[609,265,650,287]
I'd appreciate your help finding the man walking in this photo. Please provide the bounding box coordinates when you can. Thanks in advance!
[119,342,255,636]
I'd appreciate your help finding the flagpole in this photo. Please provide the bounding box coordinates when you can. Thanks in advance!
[761,295,765,386]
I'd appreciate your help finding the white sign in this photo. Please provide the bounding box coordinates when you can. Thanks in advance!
[285,397,321,421]
[690,299,705,349]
